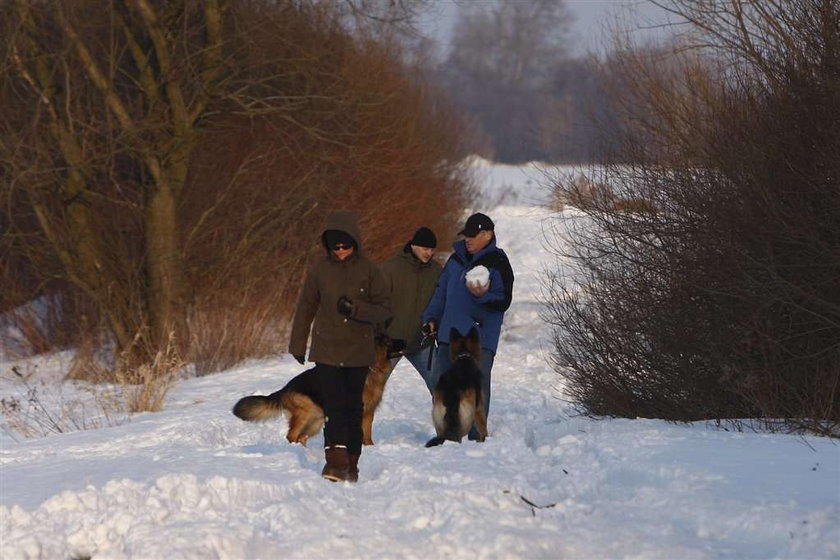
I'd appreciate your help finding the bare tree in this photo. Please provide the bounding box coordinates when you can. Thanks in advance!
[448,0,571,88]
[438,0,573,162]
[1,0,471,375]
[3,0,230,358]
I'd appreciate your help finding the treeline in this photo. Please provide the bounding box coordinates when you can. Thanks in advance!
[433,0,621,164]
[0,0,472,378]
[546,0,840,437]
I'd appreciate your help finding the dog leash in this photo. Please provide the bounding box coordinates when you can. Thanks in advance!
[422,333,438,371]
[426,338,436,371]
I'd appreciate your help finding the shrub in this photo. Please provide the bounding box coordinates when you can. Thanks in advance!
[1,1,471,377]
[546,0,840,436]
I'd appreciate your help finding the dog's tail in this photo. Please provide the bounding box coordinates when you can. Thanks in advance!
[232,389,286,422]
[425,436,446,447]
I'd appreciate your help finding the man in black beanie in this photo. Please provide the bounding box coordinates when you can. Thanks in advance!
[409,226,437,249]
[380,226,442,391]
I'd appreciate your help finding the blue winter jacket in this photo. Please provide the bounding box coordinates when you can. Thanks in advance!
[421,237,514,353]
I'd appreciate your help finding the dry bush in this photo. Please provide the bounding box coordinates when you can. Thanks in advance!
[546,0,840,436]
[115,332,183,413]
[552,173,659,215]
[1,330,180,439]
[612,198,658,215]
[559,174,616,211]
[1,365,127,440]
[187,291,293,375]
[2,1,471,378]
[64,329,118,384]
[1,245,86,358]
[64,328,182,413]
[179,7,471,373]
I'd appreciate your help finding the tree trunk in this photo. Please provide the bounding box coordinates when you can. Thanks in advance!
[145,175,186,354]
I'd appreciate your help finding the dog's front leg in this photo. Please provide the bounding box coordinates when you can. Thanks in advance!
[361,411,375,446]
[474,399,488,442]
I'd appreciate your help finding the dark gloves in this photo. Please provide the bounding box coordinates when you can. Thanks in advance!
[337,296,355,317]
[293,355,305,365]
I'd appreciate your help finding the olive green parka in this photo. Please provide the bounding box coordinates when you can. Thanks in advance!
[288,212,391,367]
[380,244,442,354]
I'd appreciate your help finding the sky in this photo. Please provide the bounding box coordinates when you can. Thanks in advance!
[565,0,674,53]
[1,159,838,559]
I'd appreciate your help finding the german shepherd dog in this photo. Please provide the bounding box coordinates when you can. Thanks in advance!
[232,334,405,446]
[425,327,488,447]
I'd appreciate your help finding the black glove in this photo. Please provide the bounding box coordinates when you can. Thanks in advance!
[293,354,305,365]
[337,296,354,317]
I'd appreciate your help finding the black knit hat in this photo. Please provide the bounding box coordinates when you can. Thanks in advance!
[458,213,494,237]
[409,226,437,249]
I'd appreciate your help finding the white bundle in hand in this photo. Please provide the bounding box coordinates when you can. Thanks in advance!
[465,265,490,288]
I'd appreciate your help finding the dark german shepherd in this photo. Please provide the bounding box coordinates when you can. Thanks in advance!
[425,327,488,447]
[232,334,404,446]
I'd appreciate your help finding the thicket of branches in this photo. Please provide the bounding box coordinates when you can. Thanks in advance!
[1,0,471,378]
[545,0,840,436]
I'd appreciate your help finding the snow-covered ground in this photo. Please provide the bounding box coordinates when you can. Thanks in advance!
[1,162,838,559]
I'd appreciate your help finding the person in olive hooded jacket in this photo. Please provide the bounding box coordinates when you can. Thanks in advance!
[288,211,391,482]
[380,227,442,391]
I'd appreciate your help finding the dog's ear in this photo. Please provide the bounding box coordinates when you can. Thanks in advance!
[387,338,406,358]
[449,328,461,343]
[465,327,482,358]
[467,327,480,343]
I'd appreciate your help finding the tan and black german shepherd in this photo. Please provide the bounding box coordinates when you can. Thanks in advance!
[425,327,488,447]
[232,334,404,446]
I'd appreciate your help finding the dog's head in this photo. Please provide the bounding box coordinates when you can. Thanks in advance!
[374,333,406,362]
[449,327,481,362]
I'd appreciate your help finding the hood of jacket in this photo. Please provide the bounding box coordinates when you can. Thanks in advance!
[321,211,364,258]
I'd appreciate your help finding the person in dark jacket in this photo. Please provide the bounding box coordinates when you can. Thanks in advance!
[421,212,514,441]
[380,227,442,391]
[289,211,391,482]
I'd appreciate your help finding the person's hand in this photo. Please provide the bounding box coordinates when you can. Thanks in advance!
[337,296,354,317]
[421,321,437,337]
[467,282,489,297]
[293,354,305,365]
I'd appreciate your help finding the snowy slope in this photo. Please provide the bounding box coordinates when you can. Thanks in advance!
[1,162,838,560]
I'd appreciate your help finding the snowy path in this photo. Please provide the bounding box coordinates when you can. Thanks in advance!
[1,165,839,559]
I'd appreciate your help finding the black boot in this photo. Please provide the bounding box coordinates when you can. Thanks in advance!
[321,445,350,482]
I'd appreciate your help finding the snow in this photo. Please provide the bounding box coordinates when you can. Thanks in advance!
[465,265,490,287]
[2,163,839,560]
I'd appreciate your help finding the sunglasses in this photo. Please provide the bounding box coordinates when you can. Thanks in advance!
[332,244,352,251]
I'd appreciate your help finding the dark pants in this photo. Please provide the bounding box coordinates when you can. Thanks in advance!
[316,364,368,455]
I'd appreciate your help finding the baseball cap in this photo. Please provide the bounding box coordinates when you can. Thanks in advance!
[458,213,494,237]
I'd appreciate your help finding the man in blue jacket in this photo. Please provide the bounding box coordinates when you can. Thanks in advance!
[421,212,514,441]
